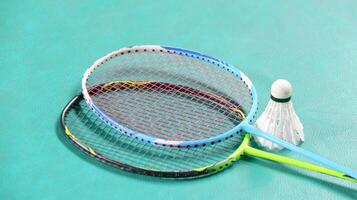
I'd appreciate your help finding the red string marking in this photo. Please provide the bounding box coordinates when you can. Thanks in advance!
[89,81,244,140]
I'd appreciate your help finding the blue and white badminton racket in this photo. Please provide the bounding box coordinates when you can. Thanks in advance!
[82,45,357,180]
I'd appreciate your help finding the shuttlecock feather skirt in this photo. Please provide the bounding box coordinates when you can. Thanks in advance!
[254,100,304,150]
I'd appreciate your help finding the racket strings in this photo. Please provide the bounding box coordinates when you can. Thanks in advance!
[65,99,245,171]
[86,50,252,141]
[95,90,231,141]
[94,94,222,141]
[90,82,243,140]
[92,80,239,114]
[99,87,236,136]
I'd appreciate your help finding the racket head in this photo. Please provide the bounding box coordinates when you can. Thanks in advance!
[61,94,249,178]
[82,45,258,147]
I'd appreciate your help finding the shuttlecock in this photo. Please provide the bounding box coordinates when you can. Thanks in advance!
[254,79,304,150]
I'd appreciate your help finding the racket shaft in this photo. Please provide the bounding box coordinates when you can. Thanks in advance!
[243,125,357,180]
[244,146,356,182]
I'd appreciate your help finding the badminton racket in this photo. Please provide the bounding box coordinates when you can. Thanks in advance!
[61,94,356,182]
[81,45,357,179]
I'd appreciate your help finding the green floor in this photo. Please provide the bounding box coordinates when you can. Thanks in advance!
[1,0,357,199]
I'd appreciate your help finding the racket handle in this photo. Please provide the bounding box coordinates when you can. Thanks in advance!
[243,124,357,180]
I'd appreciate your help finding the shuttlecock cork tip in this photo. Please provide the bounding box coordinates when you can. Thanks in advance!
[271,79,292,103]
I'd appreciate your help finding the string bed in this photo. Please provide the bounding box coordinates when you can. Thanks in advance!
[84,47,252,143]
[63,95,245,175]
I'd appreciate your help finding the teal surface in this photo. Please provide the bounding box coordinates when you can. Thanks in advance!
[1,0,357,199]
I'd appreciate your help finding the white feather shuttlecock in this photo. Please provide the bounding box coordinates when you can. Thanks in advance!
[254,79,304,150]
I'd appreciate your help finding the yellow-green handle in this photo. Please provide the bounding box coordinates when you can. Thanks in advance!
[244,146,356,182]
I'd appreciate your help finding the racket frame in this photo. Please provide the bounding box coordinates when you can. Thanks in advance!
[81,45,357,179]
[61,94,245,178]
[61,95,357,182]
[81,45,258,148]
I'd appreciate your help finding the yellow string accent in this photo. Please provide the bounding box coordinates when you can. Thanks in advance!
[103,80,151,89]
[231,107,245,120]
[65,127,97,156]
[65,127,78,141]
[88,147,97,156]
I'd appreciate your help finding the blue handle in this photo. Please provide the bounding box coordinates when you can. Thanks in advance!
[243,124,357,179]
